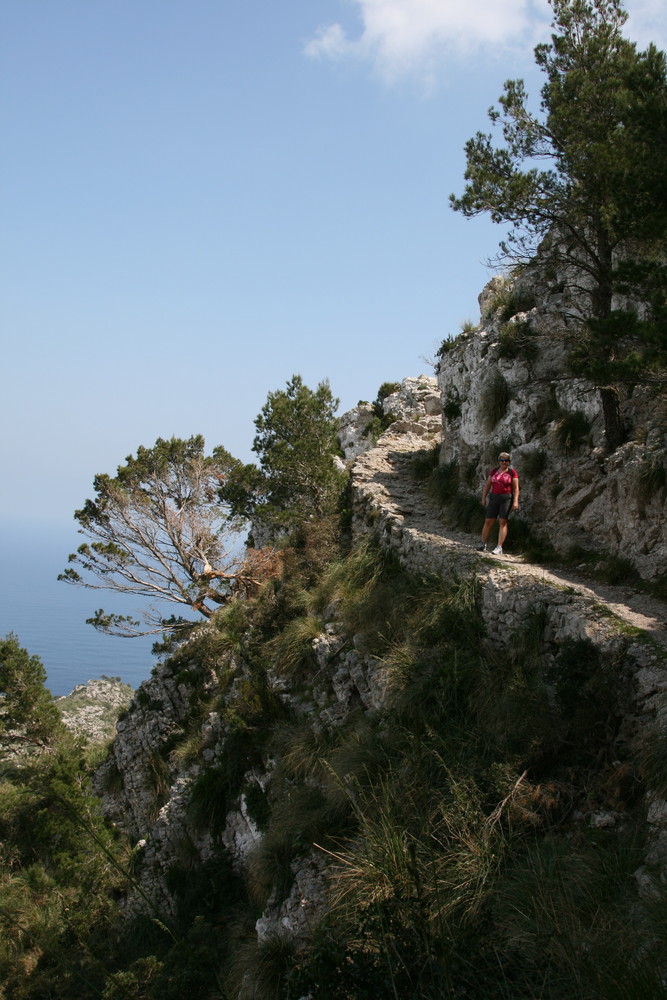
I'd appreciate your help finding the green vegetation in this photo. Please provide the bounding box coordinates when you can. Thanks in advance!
[635,454,667,500]
[498,319,538,360]
[0,635,130,999]
[451,0,667,449]
[218,375,345,542]
[361,381,401,443]
[15,4,667,989]
[480,370,512,430]
[4,487,667,999]
[62,377,345,640]
[442,390,462,422]
[554,409,593,452]
[485,281,537,323]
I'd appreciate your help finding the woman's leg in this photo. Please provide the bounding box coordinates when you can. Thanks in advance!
[497,518,509,547]
[482,518,495,544]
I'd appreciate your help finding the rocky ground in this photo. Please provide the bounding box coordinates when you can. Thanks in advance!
[56,675,134,743]
[352,426,667,647]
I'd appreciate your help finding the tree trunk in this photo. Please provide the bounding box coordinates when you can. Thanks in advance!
[599,385,625,452]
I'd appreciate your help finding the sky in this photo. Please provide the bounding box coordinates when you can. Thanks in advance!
[3,0,666,534]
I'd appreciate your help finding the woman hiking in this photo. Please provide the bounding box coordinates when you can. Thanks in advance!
[476,452,519,555]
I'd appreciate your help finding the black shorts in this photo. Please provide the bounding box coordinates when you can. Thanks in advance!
[486,494,513,519]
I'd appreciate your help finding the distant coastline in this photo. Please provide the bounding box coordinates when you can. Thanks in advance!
[0,522,155,695]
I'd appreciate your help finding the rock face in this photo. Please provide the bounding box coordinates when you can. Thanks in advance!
[437,273,667,581]
[96,368,667,957]
[57,676,134,743]
[337,375,441,463]
[337,401,376,461]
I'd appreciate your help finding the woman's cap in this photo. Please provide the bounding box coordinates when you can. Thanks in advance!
[499,452,511,461]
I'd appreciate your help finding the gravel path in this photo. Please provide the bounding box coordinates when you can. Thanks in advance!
[353,430,667,648]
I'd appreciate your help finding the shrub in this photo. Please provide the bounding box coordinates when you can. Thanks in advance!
[634,456,667,499]
[480,372,511,431]
[443,391,462,421]
[483,436,514,466]
[270,615,322,677]
[485,284,537,321]
[376,381,400,401]
[427,460,461,507]
[597,554,640,586]
[498,319,538,360]
[554,410,592,452]
[437,333,464,357]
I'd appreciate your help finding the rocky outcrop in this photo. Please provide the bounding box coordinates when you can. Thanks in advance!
[97,369,667,948]
[338,375,441,463]
[94,645,219,840]
[57,675,133,743]
[437,274,667,580]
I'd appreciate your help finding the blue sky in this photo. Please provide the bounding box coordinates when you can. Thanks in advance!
[3,0,665,532]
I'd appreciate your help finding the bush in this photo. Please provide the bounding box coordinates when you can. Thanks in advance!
[480,372,512,431]
[498,319,538,360]
[376,381,400,401]
[485,283,537,321]
[443,391,462,421]
[554,410,592,452]
[634,456,667,499]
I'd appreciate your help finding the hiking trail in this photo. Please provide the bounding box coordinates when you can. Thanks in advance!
[352,429,667,650]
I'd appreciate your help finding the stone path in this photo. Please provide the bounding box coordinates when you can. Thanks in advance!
[352,429,667,649]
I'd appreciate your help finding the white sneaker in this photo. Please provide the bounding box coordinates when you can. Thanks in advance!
[492,545,503,555]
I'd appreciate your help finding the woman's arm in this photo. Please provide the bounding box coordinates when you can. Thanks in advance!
[481,475,493,506]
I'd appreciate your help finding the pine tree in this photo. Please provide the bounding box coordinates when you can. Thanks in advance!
[451,0,667,449]
[218,375,345,542]
[60,436,252,636]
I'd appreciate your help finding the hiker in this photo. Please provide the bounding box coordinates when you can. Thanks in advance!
[477,452,520,555]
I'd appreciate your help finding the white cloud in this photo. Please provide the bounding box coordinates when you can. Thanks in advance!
[304,0,667,85]
[626,0,667,50]
[304,0,547,82]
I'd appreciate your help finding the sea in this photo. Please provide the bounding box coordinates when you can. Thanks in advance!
[0,523,157,696]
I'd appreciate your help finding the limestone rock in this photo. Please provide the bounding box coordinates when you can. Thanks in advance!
[57,675,133,743]
[437,273,667,580]
[337,402,375,461]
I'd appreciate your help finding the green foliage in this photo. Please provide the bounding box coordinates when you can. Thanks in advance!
[450,0,667,443]
[554,409,592,451]
[270,615,322,677]
[376,381,400,401]
[218,375,346,541]
[486,283,537,322]
[498,319,538,360]
[499,514,558,562]
[0,640,131,999]
[637,726,667,800]
[635,454,667,499]
[442,390,462,421]
[411,442,441,479]
[361,381,403,443]
[597,554,640,586]
[0,633,63,743]
[480,371,511,430]
[4,535,663,1000]
[436,332,464,358]
[60,435,248,637]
